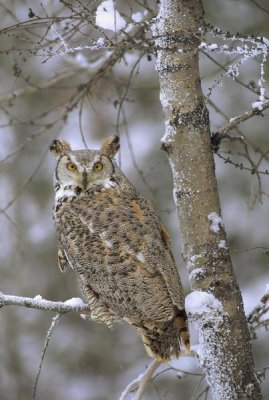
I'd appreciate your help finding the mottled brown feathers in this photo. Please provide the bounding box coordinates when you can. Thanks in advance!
[57,248,68,272]
[175,311,190,352]
[100,135,120,157]
[51,136,189,361]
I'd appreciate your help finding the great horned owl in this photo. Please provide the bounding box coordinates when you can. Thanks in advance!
[50,135,189,361]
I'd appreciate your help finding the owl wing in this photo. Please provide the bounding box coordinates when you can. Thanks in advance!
[132,196,185,311]
[57,247,69,272]
[54,190,185,323]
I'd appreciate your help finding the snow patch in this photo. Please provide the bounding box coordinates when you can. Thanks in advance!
[96,37,105,47]
[131,10,147,23]
[186,291,226,389]
[199,42,207,49]
[208,43,218,50]
[96,0,126,31]
[191,343,206,359]
[229,116,236,123]
[208,212,223,233]
[189,268,204,280]
[198,42,218,50]
[64,297,85,307]
[187,254,203,271]
[185,291,223,315]
[252,100,265,110]
[34,294,43,301]
[218,240,227,249]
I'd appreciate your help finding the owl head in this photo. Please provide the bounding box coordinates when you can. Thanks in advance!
[50,135,121,196]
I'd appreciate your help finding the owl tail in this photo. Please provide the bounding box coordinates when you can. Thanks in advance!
[138,311,190,362]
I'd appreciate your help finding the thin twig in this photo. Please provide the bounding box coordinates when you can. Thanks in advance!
[33,313,61,399]
[232,246,269,254]
[134,359,161,400]
[79,100,88,149]
[204,52,269,100]
[190,373,206,400]
[0,68,86,106]
[119,359,161,400]
[217,101,269,137]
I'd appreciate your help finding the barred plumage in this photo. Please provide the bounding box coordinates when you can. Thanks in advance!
[50,135,189,361]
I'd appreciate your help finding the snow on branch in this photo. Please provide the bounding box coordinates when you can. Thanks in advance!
[248,284,269,337]
[0,292,89,314]
[96,0,126,32]
[185,291,223,316]
[185,291,226,376]
[200,25,268,102]
[216,100,269,137]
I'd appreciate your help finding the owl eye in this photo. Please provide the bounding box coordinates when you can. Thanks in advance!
[66,162,77,171]
[93,162,103,172]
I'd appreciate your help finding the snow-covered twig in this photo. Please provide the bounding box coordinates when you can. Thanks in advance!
[248,285,269,336]
[0,292,89,314]
[216,100,269,137]
[199,27,269,100]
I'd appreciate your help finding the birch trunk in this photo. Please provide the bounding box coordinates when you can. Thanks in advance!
[153,1,263,399]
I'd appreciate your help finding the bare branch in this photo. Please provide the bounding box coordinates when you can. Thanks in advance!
[119,359,161,400]
[0,68,86,106]
[33,313,61,399]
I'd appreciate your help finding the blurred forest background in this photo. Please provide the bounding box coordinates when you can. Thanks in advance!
[0,0,269,399]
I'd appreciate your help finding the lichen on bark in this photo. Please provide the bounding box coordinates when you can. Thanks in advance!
[153,0,263,399]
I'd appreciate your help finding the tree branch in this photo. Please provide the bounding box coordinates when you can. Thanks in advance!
[216,100,269,137]
[248,286,269,336]
[0,292,89,314]
[119,359,161,400]
[33,313,61,399]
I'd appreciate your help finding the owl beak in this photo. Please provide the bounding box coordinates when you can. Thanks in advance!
[82,170,88,190]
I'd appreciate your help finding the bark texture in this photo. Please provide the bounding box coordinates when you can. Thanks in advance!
[153,1,263,399]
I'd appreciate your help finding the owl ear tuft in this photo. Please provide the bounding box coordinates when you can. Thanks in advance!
[100,135,120,157]
[50,139,72,157]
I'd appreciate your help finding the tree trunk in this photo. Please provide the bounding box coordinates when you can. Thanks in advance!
[153,1,263,399]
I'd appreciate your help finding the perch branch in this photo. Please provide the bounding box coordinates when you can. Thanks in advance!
[0,292,89,314]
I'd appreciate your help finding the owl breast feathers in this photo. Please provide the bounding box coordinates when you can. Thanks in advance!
[50,135,189,361]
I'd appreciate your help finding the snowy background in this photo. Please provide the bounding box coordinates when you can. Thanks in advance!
[0,0,269,399]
